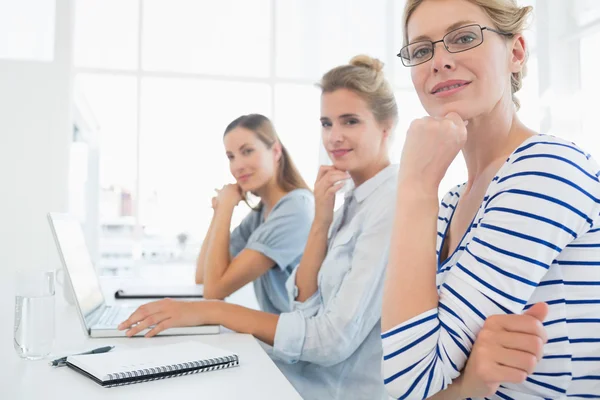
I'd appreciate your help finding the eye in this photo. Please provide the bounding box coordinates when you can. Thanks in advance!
[321,121,332,128]
[242,148,254,156]
[412,46,432,60]
[345,118,359,125]
[226,154,234,161]
[453,33,476,45]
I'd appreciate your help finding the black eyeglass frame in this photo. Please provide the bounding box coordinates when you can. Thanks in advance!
[397,24,513,67]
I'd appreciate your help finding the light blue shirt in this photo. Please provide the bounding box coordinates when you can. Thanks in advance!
[271,164,398,400]
[229,188,314,315]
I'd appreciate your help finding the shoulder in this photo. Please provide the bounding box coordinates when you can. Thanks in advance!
[273,189,315,214]
[502,134,600,181]
[487,134,600,226]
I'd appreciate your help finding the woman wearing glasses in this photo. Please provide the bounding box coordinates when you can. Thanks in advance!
[382,0,600,399]
[120,55,399,400]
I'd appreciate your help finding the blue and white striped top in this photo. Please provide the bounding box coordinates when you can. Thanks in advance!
[382,134,600,400]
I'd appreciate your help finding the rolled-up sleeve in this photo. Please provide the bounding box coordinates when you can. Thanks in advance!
[245,194,314,270]
[285,267,322,317]
[273,202,394,367]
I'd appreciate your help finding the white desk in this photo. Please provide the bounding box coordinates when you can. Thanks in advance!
[1,271,301,400]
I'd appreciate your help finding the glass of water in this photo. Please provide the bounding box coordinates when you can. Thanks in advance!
[14,270,56,360]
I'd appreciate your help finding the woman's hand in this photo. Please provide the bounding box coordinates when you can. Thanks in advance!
[313,165,349,227]
[458,303,549,398]
[399,112,468,192]
[117,298,220,337]
[213,184,243,210]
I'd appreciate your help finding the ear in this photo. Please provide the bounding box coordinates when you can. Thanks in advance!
[379,119,394,140]
[272,141,283,162]
[509,34,527,74]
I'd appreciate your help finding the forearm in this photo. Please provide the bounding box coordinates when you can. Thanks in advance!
[427,376,464,400]
[195,215,218,284]
[203,205,235,298]
[294,222,329,301]
[208,302,279,346]
[382,180,439,331]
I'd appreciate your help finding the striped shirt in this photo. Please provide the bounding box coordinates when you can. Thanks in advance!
[381,135,600,400]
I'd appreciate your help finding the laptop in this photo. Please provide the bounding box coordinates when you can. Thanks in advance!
[47,213,220,337]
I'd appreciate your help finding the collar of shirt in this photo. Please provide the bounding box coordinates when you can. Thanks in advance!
[344,163,399,204]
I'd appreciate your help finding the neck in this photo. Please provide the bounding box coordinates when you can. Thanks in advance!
[462,97,534,187]
[255,178,288,215]
[350,154,391,187]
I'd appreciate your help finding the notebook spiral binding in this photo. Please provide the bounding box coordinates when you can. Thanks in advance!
[104,354,239,387]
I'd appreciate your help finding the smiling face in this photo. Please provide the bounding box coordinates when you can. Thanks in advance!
[407,0,524,119]
[320,88,389,174]
[223,127,278,193]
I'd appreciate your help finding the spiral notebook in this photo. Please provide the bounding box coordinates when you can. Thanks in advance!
[66,341,239,387]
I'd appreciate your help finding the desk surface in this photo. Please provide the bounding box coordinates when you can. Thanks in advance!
[2,270,301,400]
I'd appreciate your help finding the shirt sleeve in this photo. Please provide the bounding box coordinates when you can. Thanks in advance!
[381,141,600,399]
[229,211,257,258]
[244,192,314,270]
[273,190,395,367]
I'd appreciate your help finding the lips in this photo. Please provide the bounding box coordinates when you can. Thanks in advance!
[237,174,252,182]
[431,80,471,94]
[330,149,352,158]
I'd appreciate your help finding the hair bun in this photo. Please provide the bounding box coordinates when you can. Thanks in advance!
[349,55,384,73]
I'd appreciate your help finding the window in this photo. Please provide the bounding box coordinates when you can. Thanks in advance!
[0,0,55,61]
[74,0,139,69]
[276,0,389,81]
[73,0,542,274]
[142,0,271,77]
[580,29,600,159]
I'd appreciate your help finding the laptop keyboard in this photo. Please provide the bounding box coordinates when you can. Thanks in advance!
[96,306,136,328]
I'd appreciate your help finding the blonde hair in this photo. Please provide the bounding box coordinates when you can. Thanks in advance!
[318,55,398,127]
[224,114,310,210]
[403,0,533,110]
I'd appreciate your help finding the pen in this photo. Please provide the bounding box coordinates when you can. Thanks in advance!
[48,345,115,367]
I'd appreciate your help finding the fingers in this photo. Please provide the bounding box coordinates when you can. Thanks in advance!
[117,301,164,330]
[524,302,549,323]
[145,318,174,338]
[493,346,539,375]
[326,180,346,196]
[125,312,170,337]
[317,165,335,180]
[496,330,545,360]
[484,314,548,344]
[444,112,467,128]
[487,363,528,384]
[319,170,349,187]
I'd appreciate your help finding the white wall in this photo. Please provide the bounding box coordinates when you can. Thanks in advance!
[0,0,74,276]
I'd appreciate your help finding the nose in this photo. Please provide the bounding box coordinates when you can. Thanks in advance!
[230,156,246,175]
[327,124,344,145]
[430,42,456,74]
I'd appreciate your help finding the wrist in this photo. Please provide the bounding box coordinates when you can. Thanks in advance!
[453,375,468,399]
[311,219,331,235]
[215,202,236,215]
[397,176,439,201]
[192,300,225,326]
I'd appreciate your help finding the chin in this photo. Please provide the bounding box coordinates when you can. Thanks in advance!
[428,102,471,120]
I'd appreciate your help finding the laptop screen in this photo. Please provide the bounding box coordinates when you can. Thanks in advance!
[48,213,104,323]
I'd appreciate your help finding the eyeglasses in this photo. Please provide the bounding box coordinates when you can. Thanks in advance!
[397,24,513,67]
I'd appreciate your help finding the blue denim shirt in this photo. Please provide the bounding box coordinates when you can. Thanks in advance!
[270,165,398,400]
[229,188,314,314]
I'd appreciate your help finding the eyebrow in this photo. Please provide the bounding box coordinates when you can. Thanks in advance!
[409,20,478,44]
[225,143,252,154]
[320,113,359,122]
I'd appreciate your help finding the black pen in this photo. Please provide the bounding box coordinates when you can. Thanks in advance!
[48,345,115,367]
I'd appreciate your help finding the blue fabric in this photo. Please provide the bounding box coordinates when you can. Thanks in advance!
[229,188,314,314]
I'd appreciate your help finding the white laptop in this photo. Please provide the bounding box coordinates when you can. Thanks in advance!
[47,213,220,337]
